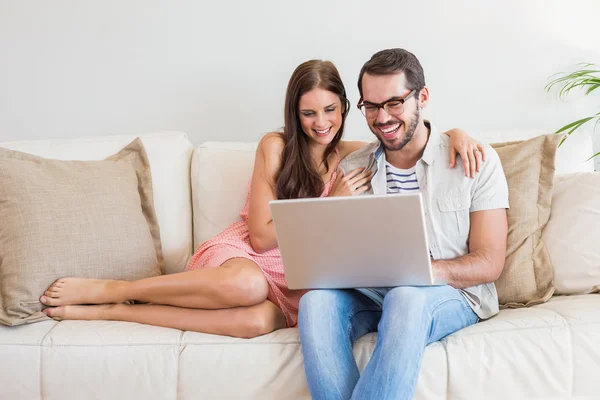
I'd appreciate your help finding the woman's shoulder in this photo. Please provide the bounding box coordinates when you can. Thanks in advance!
[337,140,369,159]
[257,132,285,172]
[259,132,285,152]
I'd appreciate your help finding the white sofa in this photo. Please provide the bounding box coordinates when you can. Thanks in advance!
[0,131,599,400]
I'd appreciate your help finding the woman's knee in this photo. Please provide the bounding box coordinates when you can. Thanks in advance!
[234,301,285,339]
[221,260,269,306]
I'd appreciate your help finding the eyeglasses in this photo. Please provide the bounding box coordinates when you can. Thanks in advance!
[357,90,416,119]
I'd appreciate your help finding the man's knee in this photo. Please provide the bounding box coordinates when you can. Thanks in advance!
[298,289,349,333]
[383,286,433,315]
[299,289,342,315]
[384,286,458,316]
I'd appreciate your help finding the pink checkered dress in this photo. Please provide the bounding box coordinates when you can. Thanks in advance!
[187,151,340,327]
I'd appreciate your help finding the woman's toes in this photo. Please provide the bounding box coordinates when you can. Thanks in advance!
[47,280,61,289]
[43,307,64,320]
[40,295,60,306]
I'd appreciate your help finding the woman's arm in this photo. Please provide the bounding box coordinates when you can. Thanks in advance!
[444,128,486,178]
[247,133,284,254]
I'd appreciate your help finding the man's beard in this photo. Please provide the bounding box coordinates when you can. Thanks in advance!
[371,107,420,152]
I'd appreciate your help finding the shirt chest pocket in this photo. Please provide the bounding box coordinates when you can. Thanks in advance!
[437,191,471,237]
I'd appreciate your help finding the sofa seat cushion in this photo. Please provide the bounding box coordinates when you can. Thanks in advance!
[1,294,598,399]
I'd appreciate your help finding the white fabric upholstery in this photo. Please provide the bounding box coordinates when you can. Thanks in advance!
[0,131,194,274]
[1,295,599,399]
[191,141,257,249]
[543,172,600,294]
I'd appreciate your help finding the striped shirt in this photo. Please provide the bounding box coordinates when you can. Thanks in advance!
[386,162,419,193]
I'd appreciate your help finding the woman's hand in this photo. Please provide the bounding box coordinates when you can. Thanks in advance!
[329,168,372,197]
[446,128,486,178]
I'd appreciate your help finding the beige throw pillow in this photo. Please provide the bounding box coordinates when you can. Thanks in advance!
[491,134,562,308]
[0,138,163,326]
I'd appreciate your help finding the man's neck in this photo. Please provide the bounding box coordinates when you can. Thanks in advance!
[385,121,430,169]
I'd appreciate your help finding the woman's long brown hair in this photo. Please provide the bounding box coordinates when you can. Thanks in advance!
[276,60,350,200]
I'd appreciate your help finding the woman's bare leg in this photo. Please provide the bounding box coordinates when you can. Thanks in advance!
[40,258,269,310]
[42,299,286,338]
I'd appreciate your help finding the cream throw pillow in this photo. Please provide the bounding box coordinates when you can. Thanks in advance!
[0,138,163,326]
[491,134,561,307]
[542,172,600,295]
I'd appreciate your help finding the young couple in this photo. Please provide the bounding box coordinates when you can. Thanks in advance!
[40,48,509,399]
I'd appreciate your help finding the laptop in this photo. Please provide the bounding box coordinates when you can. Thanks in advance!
[269,192,435,290]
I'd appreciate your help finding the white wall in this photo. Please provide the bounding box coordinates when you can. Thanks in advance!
[1,0,599,166]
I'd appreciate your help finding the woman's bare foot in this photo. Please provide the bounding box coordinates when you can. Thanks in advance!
[42,304,120,321]
[40,278,127,306]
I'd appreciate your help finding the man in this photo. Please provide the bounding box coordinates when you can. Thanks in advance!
[297,48,509,400]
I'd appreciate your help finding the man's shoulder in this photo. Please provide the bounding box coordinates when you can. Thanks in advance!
[339,140,380,172]
[437,134,502,175]
[344,140,380,160]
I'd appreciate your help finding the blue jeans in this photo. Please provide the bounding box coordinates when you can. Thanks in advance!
[298,285,478,400]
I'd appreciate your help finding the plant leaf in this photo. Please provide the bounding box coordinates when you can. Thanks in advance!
[555,114,600,147]
[555,116,595,134]
[545,63,600,98]
[586,84,600,95]
[586,151,600,161]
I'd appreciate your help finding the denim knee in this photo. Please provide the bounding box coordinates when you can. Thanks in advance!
[383,287,428,311]
[299,289,340,317]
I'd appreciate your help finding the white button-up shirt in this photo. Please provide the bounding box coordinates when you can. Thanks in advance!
[340,122,509,319]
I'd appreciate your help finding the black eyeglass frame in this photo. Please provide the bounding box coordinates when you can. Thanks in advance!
[357,89,417,118]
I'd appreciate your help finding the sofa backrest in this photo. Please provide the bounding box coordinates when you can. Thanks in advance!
[191,142,257,249]
[0,131,194,275]
[191,130,594,250]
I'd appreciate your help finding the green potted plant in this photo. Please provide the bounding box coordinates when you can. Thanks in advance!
[546,63,600,159]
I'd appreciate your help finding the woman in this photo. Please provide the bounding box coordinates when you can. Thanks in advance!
[40,60,485,338]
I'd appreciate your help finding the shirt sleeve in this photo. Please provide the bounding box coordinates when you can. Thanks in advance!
[470,145,510,212]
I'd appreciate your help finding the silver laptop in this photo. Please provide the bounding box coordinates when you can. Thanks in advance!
[269,192,435,290]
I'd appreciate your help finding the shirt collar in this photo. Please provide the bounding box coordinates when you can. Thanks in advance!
[420,121,441,166]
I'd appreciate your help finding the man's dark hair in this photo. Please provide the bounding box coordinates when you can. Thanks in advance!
[358,48,426,98]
